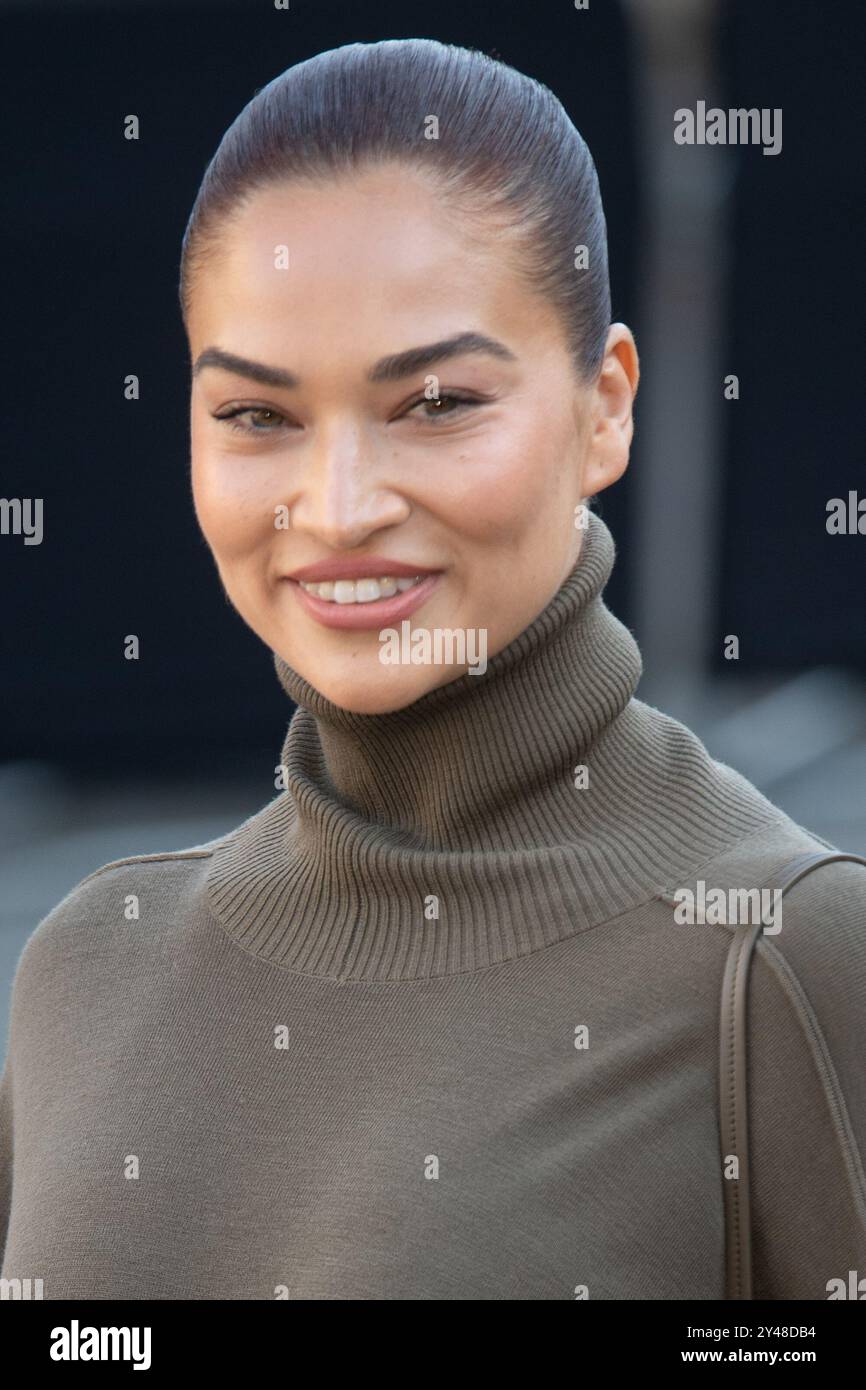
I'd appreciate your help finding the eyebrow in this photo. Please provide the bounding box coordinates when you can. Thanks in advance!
[191,331,517,390]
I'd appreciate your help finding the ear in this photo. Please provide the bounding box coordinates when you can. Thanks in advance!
[583,323,639,496]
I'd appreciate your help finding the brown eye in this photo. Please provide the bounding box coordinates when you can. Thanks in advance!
[246,409,281,429]
[405,392,482,422]
[213,406,289,435]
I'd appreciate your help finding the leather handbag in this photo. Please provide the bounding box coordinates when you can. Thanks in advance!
[718,848,866,1299]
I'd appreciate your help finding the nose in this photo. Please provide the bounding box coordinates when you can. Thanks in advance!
[289,426,410,549]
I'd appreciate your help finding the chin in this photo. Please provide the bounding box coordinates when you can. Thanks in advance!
[312,663,457,715]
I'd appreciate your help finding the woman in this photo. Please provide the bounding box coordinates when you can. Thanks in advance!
[1,38,864,1302]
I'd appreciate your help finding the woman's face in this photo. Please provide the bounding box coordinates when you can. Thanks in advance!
[187,163,638,712]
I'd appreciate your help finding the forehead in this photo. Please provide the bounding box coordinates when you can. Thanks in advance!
[187,164,565,363]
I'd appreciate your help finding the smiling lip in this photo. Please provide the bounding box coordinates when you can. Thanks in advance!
[288,556,439,582]
[286,572,443,630]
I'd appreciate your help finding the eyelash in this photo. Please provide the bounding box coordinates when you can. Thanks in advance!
[212,392,485,436]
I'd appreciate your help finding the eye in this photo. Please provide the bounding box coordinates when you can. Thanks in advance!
[212,405,290,435]
[402,392,485,423]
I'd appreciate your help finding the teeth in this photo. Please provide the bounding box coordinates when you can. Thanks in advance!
[299,575,423,603]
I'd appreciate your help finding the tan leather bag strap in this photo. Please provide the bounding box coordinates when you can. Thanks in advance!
[719,848,866,1300]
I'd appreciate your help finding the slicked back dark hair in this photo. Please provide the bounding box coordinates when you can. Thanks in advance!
[179,38,611,383]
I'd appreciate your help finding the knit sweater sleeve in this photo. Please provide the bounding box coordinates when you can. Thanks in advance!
[0,1048,12,1270]
[0,859,131,1277]
[747,857,866,1298]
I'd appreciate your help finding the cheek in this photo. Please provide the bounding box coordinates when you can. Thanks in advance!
[190,451,276,563]
[435,422,570,545]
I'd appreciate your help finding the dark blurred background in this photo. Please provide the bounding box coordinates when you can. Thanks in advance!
[2,0,864,1040]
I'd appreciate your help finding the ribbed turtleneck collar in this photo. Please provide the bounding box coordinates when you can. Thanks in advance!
[205,510,784,982]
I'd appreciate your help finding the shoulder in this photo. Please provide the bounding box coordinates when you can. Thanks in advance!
[7,835,224,998]
[710,826,866,978]
[655,815,866,1000]
[699,826,866,1179]
[754,849,866,1054]
[675,700,866,950]
[8,790,293,997]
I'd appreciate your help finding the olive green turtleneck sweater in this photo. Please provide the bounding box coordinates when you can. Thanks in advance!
[1,511,865,1299]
